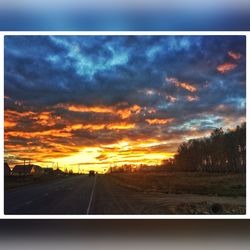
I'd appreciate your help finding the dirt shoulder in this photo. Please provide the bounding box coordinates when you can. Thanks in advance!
[105,172,246,214]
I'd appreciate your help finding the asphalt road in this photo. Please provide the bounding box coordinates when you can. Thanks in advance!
[5,175,98,214]
[4,175,246,215]
[5,174,141,215]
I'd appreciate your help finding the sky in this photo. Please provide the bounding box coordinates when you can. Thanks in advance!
[4,36,246,173]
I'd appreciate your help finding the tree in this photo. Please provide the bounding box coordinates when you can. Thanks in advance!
[171,123,246,173]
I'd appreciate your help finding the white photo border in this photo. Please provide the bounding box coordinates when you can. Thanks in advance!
[0,31,248,219]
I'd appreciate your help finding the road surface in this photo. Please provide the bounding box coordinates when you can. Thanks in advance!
[4,175,246,215]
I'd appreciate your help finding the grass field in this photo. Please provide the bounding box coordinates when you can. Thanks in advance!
[4,175,72,190]
[109,172,246,197]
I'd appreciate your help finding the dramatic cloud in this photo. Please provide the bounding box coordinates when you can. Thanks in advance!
[4,36,246,172]
[228,51,242,60]
[146,118,174,125]
[166,77,198,92]
[186,95,199,102]
[217,62,238,73]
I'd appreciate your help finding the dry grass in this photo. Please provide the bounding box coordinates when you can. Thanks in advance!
[109,172,246,197]
[4,175,71,190]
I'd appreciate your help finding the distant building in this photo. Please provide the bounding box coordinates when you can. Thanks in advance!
[4,163,11,176]
[12,164,44,176]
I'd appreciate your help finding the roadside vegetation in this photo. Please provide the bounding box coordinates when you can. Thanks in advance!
[109,172,246,197]
[4,174,82,190]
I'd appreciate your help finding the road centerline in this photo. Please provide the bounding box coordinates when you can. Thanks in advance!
[86,175,97,215]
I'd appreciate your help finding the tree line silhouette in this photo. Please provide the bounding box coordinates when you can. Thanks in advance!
[164,123,246,173]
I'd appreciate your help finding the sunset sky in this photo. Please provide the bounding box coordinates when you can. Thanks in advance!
[4,36,246,173]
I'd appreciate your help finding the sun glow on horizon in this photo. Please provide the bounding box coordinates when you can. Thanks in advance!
[5,136,176,173]
[37,140,175,173]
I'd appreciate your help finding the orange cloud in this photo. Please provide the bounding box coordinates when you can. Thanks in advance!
[5,110,36,117]
[217,62,237,73]
[67,105,113,113]
[117,105,141,119]
[36,112,57,126]
[70,124,105,131]
[107,122,135,130]
[5,110,59,128]
[4,110,35,130]
[5,129,71,139]
[60,104,141,120]
[166,77,197,92]
[147,108,157,114]
[167,95,177,103]
[4,121,17,128]
[146,118,174,125]
[180,83,197,92]
[228,51,241,60]
[38,112,50,120]
[70,122,135,131]
[186,95,199,102]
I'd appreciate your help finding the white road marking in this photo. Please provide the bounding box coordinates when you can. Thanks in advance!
[25,201,32,205]
[86,175,97,215]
